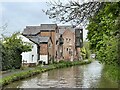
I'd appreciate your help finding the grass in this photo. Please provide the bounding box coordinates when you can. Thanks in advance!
[0,59,92,87]
[102,64,119,83]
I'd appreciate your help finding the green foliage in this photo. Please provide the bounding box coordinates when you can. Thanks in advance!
[81,47,86,60]
[87,2,120,65]
[80,41,91,59]
[96,37,118,65]
[86,2,120,82]
[1,32,32,71]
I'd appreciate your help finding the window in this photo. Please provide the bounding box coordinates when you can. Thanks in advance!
[49,43,51,48]
[56,40,58,45]
[59,36,64,45]
[56,51,57,56]
[67,48,68,51]
[69,50,71,54]
[80,39,82,43]
[69,48,71,51]
[69,39,71,41]
[66,38,70,43]
[66,38,68,41]
[32,55,34,62]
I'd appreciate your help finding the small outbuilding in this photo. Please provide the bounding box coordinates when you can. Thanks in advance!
[39,36,53,64]
[19,35,39,66]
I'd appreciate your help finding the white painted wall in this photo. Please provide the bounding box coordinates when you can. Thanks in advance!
[40,55,48,64]
[19,35,38,64]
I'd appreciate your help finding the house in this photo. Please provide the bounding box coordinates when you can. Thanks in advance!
[22,24,83,64]
[75,27,83,60]
[22,24,58,64]
[39,36,53,64]
[19,35,39,66]
[39,24,58,62]
[22,26,41,36]
[57,26,76,61]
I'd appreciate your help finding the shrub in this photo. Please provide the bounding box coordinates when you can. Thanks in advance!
[1,32,32,71]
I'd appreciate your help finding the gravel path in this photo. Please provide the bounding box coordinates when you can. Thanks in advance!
[0,67,36,79]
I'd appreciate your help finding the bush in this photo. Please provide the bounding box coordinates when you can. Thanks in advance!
[1,33,32,71]
[59,60,65,63]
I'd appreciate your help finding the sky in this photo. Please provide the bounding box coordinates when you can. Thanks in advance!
[0,0,88,40]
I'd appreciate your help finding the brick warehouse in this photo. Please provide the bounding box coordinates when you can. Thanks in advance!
[22,24,83,64]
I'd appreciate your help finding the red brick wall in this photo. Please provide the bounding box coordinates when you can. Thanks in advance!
[39,31,56,59]
[40,44,48,55]
[62,29,75,60]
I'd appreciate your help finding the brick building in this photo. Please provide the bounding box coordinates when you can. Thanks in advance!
[22,24,58,64]
[39,24,59,62]
[22,24,82,64]
[56,26,76,61]
[39,37,53,64]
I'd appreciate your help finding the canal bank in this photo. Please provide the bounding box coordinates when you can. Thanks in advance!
[101,64,119,84]
[0,60,92,88]
[3,60,118,88]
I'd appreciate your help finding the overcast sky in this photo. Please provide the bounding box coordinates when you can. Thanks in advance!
[0,0,88,40]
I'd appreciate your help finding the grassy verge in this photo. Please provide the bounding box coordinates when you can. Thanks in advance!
[102,64,120,83]
[0,59,92,87]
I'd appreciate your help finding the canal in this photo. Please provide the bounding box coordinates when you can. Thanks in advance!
[4,61,118,88]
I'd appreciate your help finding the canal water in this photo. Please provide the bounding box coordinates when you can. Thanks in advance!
[4,61,118,88]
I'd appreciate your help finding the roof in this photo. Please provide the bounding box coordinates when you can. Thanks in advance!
[23,26,41,35]
[18,35,34,43]
[39,36,49,43]
[22,24,57,35]
[58,26,75,34]
[26,36,50,44]
[26,36,40,44]
[41,24,57,30]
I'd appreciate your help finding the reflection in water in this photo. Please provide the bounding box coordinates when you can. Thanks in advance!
[5,60,118,88]
[82,61,103,88]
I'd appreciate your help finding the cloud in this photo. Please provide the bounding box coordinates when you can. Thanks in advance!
[1,2,54,34]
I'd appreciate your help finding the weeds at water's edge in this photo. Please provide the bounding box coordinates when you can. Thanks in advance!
[0,59,92,87]
[102,64,120,83]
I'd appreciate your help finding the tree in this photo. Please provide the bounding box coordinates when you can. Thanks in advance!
[87,2,120,65]
[44,1,105,25]
[0,23,8,31]
[45,1,120,65]
[1,32,32,71]
[44,1,120,82]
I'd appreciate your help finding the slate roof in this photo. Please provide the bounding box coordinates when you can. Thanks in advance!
[22,24,57,35]
[58,26,75,35]
[39,36,49,43]
[41,24,57,30]
[26,36,50,44]
[23,26,41,35]
[26,36,40,44]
